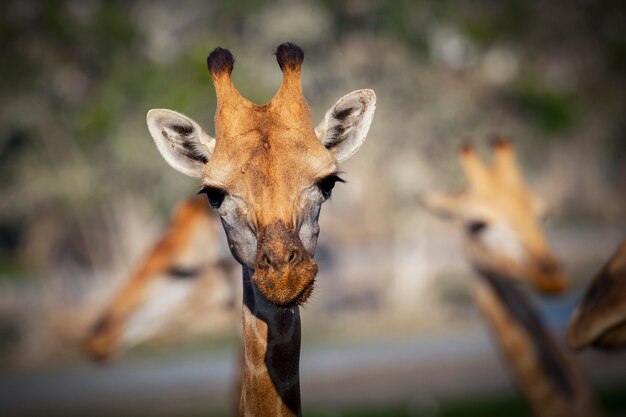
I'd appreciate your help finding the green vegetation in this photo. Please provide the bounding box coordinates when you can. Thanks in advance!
[508,84,578,134]
[0,0,624,276]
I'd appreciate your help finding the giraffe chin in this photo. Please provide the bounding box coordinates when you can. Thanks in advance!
[530,269,567,295]
[83,315,118,364]
[83,335,116,364]
[252,259,318,308]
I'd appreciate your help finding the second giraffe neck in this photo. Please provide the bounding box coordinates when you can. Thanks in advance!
[473,268,599,417]
[239,267,302,417]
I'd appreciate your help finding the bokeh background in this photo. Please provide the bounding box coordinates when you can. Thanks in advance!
[1,0,625,416]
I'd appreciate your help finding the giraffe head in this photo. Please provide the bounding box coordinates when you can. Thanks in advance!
[567,238,626,350]
[147,43,375,308]
[83,197,238,362]
[422,138,567,294]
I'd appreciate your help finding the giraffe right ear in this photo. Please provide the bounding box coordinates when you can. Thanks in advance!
[315,89,376,163]
[147,109,215,178]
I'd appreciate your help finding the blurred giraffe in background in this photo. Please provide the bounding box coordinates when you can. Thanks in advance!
[568,238,626,350]
[422,138,601,417]
[83,196,240,362]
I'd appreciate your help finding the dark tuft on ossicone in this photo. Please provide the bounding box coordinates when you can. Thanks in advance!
[490,134,509,148]
[275,42,304,71]
[207,47,235,75]
[90,315,111,336]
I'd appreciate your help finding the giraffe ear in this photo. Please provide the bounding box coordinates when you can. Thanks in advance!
[314,89,376,163]
[147,109,215,178]
[419,192,464,219]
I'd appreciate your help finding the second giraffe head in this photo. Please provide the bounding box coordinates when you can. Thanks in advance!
[422,138,566,294]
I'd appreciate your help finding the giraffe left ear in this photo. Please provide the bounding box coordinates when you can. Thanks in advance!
[147,109,215,178]
[315,89,376,163]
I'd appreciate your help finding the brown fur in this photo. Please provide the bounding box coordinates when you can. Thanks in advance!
[254,221,318,307]
[568,238,626,350]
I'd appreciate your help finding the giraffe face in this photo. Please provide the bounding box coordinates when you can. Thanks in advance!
[422,139,566,294]
[147,44,376,307]
[455,187,563,293]
[83,198,237,362]
[199,120,339,307]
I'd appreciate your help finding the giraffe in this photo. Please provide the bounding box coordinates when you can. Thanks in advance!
[421,138,601,417]
[567,237,626,350]
[83,196,240,362]
[146,43,375,416]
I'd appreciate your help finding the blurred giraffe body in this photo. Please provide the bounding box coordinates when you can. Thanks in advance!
[568,238,626,350]
[83,196,240,361]
[422,138,601,417]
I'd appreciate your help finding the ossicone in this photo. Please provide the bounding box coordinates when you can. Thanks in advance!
[207,47,235,76]
[275,42,304,71]
[490,134,511,149]
[460,140,473,155]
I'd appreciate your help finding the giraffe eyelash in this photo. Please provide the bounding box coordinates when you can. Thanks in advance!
[198,186,227,209]
[316,175,345,199]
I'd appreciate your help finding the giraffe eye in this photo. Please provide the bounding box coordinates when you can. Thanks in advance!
[316,175,345,199]
[467,220,488,236]
[198,186,226,209]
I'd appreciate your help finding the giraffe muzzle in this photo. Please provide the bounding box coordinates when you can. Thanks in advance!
[253,221,318,307]
[83,314,117,363]
[530,256,567,294]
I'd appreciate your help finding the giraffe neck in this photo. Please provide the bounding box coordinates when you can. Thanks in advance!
[473,268,600,417]
[239,267,301,417]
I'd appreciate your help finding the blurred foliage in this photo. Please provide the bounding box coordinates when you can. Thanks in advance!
[507,84,577,134]
[0,0,624,276]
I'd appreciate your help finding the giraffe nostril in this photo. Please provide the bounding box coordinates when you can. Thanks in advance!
[539,259,559,276]
[259,252,272,269]
[288,248,301,266]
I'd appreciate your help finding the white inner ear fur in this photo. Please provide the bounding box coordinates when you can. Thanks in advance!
[147,109,215,178]
[315,89,376,163]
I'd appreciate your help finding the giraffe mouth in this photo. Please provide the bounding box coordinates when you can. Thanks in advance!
[252,261,318,308]
[255,274,316,308]
[286,279,315,307]
[252,220,319,308]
